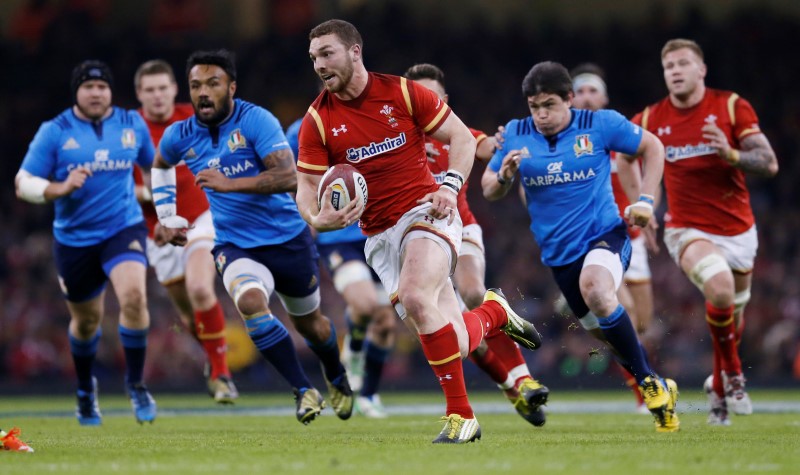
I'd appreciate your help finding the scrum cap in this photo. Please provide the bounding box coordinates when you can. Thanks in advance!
[71,60,114,102]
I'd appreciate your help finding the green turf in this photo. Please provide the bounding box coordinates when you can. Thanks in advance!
[2,391,799,474]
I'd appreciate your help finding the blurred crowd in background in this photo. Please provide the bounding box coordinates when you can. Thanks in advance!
[1,0,798,395]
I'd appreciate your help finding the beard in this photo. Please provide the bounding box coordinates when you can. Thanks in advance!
[325,61,354,94]
[195,92,233,127]
[76,102,111,122]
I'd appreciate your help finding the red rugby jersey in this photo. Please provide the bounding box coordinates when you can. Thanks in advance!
[133,103,209,237]
[297,73,451,235]
[632,89,761,235]
[425,128,487,227]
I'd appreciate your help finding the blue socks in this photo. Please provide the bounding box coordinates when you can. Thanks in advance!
[598,305,651,384]
[306,321,346,382]
[70,329,101,392]
[246,313,311,390]
[118,325,148,386]
[346,311,367,352]
[361,341,390,397]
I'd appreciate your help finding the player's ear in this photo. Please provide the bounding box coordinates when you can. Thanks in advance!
[229,80,237,96]
[351,43,362,63]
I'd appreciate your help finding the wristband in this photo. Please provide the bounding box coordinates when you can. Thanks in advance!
[151,167,178,221]
[497,173,514,186]
[726,149,740,165]
[441,169,464,194]
[638,194,655,205]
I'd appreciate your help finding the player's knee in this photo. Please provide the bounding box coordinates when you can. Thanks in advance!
[73,315,101,337]
[119,286,147,317]
[580,281,617,316]
[397,287,430,321]
[236,288,269,317]
[703,272,735,308]
[348,294,379,319]
[186,280,216,310]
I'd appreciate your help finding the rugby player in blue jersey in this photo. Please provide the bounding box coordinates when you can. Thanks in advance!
[15,60,157,425]
[151,49,353,424]
[287,119,395,419]
[481,61,679,432]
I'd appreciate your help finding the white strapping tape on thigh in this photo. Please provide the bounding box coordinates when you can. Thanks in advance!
[734,289,751,312]
[229,274,269,306]
[583,248,624,290]
[332,260,373,294]
[688,253,730,290]
[579,312,600,330]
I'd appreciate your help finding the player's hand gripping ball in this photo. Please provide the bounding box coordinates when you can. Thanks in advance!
[317,164,368,211]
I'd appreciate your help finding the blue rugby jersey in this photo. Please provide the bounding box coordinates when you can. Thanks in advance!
[20,107,154,246]
[489,109,642,266]
[160,99,307,248]
[285,117,364,246]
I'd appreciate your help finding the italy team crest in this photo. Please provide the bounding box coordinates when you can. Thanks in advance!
[227,129,247,152]
[215,252,227,274]
[121,129,137,149]
[573,134,594,157]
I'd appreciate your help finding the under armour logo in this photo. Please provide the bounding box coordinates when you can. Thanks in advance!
[331,124,347,136]
[704,114,717,124]
[438,374,453,381]
[424,215,435,224]
[657,126,671,136]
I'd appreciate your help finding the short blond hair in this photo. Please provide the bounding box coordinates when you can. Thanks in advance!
[661,39,704,61]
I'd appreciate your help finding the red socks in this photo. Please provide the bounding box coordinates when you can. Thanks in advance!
[468,347,508,385]
[419,323,473,418]
[195,302,230,380]
[484,329,526,370]
[706,302,742,377]
[461,300,508,352]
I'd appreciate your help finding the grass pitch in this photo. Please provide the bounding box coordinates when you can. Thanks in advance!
[1,390,798,474]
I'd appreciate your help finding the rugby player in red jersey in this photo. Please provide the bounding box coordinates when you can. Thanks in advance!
[405,63,549,427]
[625,39,778,425]
[296,19,541,444]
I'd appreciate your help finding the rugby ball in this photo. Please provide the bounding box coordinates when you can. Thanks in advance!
[317,163,368,211]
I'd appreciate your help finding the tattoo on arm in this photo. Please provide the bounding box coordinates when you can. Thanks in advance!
[256,148,298,194]
[735,133,778,177]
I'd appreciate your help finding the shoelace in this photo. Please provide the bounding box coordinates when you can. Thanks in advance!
[78,394,97,415]
[131,387,151,407]
[642,380,660,398]
[439,415,463,439]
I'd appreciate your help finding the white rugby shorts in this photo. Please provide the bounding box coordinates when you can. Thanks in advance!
[147,210,215,283]
[664,225,758,273]
[365,202,462,318]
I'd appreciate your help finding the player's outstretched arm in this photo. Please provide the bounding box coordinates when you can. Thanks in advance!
[15,168,93,204]
[195,148,298,194]
[621,130,664,228]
